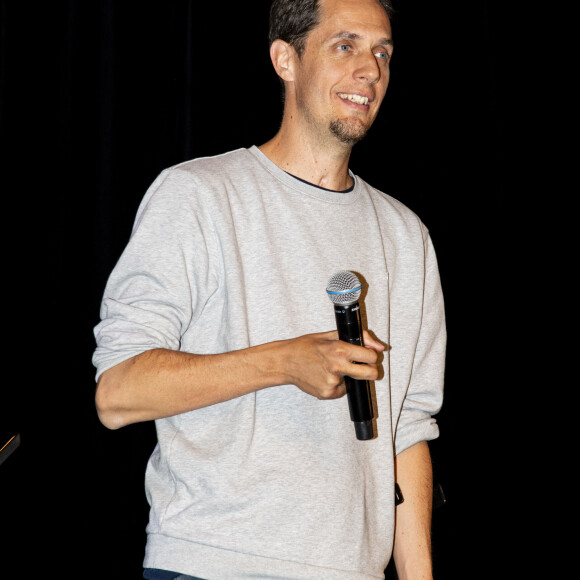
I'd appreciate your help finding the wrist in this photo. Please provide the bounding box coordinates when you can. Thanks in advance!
[248,339,292,389]
[394,556,433,580]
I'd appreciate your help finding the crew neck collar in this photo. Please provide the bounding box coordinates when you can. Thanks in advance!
[247,145,360,205]
[284,170,355,193]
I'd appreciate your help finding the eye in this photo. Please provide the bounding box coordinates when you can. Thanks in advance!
[375,50,390,61]
[337,44,352,52]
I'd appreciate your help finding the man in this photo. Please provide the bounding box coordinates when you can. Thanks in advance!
[93,0,446,578]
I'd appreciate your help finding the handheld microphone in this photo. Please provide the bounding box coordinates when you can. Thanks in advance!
[326,271,374,440]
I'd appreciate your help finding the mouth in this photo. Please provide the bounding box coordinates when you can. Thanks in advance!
[337,93,370,106]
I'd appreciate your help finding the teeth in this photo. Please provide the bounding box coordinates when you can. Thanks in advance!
[338,93,369,105]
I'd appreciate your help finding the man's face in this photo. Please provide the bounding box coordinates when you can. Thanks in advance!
[290,0,393,147]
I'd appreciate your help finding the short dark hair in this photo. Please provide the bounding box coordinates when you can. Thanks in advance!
[268,0,394,58]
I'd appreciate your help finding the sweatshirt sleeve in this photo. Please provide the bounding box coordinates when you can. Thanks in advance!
[92,169,219,381]
[394,227,446,455]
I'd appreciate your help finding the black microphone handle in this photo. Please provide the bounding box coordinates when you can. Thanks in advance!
[333,301,374,440]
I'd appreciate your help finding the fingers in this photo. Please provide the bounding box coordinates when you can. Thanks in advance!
[280,330,385,401]
[339,344,380,382]
[288,332,384,399]
[361,330,386,353]
[312,340,379,398]
[340,340,379,365]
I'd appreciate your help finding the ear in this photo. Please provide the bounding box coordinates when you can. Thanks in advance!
[269,39,296,83]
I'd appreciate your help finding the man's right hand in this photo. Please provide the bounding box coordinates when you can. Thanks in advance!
[280,330,384,400]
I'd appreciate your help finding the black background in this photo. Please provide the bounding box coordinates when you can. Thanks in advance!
[1,1,540,577]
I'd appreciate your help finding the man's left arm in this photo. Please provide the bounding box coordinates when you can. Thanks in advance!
[391,225,446,579]
[392,440,434,580]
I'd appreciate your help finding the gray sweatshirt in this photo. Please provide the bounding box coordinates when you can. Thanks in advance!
[93,146,446,579]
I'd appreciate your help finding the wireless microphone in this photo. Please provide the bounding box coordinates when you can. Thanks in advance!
[326,271,374,440]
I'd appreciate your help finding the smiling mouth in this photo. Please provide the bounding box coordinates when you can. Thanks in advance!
[338,93,369,105]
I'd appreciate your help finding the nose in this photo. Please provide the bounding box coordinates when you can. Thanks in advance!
[354,51,383,85]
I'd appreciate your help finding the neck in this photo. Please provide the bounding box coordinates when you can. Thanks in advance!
[258,115,354,192]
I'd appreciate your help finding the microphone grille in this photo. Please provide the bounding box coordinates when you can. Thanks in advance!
[326,270,362,305]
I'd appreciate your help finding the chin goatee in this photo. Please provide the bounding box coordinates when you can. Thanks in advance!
[329,119,368,145]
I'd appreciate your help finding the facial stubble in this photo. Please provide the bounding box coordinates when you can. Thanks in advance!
[329,117,370,146]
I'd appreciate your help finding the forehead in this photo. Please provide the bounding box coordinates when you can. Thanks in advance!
[313,0,392,42]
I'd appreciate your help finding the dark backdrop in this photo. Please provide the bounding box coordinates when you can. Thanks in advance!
[1,1,534,578]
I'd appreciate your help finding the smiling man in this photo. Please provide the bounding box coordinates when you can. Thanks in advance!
[263,0,392,163]
[93,1,446,579]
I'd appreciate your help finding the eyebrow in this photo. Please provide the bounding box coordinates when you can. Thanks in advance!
[330,31,393,46]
